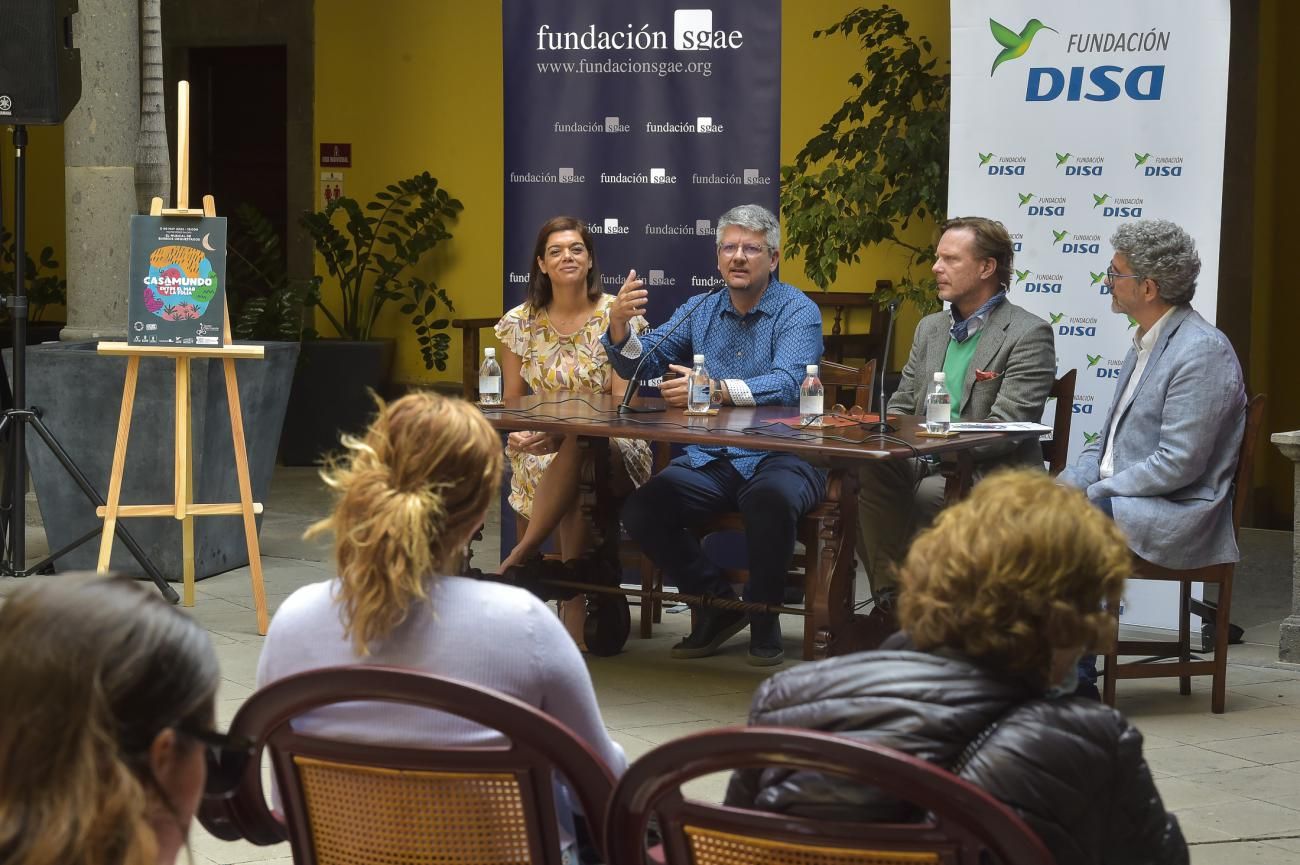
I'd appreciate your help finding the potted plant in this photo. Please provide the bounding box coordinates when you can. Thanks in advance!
[280,171,463,464]
[0,229,68,345]
[781,5,949,316]
[226,202,311,342]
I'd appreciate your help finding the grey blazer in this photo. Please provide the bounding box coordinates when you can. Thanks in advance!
[890,298,1056,466]
[1058,306,1245,569]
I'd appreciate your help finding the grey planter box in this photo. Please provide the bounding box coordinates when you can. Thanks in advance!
[14,339,299,579]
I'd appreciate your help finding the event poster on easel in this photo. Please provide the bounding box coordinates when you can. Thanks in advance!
[126,215,228,347]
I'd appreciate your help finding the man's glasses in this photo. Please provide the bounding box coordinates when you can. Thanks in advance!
[178,723,258,799]
[717,242,770,258]
[1105,266,1144,283]
[545,243,588,259]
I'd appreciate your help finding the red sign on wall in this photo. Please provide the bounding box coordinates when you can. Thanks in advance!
[319,143,352,168]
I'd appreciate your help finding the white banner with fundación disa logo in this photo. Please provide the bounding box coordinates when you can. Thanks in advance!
[949,1,1231,629]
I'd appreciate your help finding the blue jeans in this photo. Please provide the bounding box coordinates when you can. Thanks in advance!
[621,453,825,606]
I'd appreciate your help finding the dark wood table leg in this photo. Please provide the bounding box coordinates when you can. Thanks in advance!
[575,435,631,656]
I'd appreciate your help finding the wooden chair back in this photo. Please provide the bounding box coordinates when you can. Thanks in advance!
[198,666,616,864]
[820,358,877,413]
[1230,393,1267,536]
[1041,369,1077,475]
[605,727,1054,865]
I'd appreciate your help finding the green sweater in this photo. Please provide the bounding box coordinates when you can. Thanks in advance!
[941,331,983,421]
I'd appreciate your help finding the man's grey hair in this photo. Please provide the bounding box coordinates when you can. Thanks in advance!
[716,204,780,252]
[1110,219,1201,306]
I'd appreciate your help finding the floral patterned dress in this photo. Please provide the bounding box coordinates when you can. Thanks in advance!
[494,294,652,518]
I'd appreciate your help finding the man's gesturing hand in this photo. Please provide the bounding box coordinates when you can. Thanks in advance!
[609,269,647,345]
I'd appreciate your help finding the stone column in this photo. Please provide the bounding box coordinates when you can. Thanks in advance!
[61,0,140,342]
[1273,430,1300,663]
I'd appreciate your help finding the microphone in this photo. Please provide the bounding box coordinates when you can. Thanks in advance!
[618,284,727,414]
[860,298,900,434]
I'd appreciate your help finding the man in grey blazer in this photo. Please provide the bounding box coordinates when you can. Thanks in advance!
[857,217,1055,595]
[1059,219,1245,569]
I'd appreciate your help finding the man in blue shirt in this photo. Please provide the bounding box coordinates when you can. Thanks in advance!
[602,204,824,665]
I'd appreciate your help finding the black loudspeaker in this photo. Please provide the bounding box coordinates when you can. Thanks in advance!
[0,0,82,125]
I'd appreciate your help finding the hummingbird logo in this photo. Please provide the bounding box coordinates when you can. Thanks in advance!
[1134,152,1152,168]
[1055,152,1071,168]
[1052,229,1068,245]
[1049,312,1065,325]
[1015,268,1031,284]
[1127,315,1139,329]
[1093,193,1109,208]
[979,151,994,167]
[1083,431,1101,445]
[989,18,1057,76]
[1018,192,1034,207]
[1090,271,1105,286]
[1087,353,1102,368]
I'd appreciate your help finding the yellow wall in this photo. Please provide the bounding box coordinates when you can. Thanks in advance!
[313,0,950,384]
[0,126,67,321]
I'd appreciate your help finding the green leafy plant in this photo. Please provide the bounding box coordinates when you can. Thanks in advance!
[0,230,67,323]
[227,203,310,342]
[781,5,949,315]
[300,172,462,371]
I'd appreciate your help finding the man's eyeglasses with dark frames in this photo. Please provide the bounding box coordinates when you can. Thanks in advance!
[178,723,258,799]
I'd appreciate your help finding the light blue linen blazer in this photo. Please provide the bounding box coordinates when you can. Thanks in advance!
[1058,305,1245,568]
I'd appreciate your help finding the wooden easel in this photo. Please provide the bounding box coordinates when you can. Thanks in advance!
[95,81,269,634]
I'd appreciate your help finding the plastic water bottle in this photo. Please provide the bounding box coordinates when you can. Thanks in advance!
[924,371,951,433]
[478,347,503,406]
[800,364,824,424]
[687,354,712,412]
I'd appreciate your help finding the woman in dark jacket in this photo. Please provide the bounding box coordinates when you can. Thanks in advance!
[726,469,1187,865]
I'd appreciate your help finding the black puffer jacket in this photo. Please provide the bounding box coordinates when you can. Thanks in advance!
[725,645,1187,865]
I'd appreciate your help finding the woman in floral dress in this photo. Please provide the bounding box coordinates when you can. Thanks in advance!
[496,218,652,633]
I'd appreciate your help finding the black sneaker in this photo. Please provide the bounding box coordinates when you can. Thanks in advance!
[747,613,784,666]
[671,607,748,659]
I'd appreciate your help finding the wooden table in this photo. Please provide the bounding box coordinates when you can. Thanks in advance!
[477,394,1036,658]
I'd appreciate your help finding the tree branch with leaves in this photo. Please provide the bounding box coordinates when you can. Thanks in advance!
[781,5,950,315]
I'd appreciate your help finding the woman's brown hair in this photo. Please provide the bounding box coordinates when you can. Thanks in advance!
[308,391,503,654]
[526,215,603,309]
[0,572,219,865]
[897,469,1130,685]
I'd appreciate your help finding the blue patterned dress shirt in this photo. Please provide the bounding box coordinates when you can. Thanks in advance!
[601,278,823,478]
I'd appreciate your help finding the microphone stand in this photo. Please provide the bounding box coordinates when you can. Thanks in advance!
[859,298,900,434]
[618,285,725,414]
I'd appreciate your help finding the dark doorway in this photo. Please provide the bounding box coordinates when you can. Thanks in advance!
[186,45,288,253]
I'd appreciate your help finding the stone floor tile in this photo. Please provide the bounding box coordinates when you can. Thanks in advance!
[1177,765,1300,803]
[1143,744,1260,778]
[1189,841,1300,865]
[1222,707,1300,734]
[1127,713,1271,746]
[623,719,743,745]
[1229,680,1300,706]
[1196,733,1300,765]
[1261,837,1300,853]
[190,828,288,864]
[1175,800,1300,842]
[1150,777,1251,811]
[600,700,712,730]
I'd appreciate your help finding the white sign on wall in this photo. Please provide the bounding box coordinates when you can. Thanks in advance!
[948,1,1231,629]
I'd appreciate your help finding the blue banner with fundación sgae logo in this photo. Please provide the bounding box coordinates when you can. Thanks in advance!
[501,0,781,336]
[948,0,1230,630]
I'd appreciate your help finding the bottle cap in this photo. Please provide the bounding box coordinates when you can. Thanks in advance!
[693,354,705,364]
[934,371,945,382]
[806,364,818,375]
[485,347,496,358]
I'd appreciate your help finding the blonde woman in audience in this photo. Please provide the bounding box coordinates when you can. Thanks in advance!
[256,391,625,860]
[727,469,1187,865]
[0,572,227,865]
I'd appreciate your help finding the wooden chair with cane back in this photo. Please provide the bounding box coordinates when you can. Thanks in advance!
[605,726,1055,865]
[1102,393,1267,714]
[198,666,616,865]
[635,359,876,661]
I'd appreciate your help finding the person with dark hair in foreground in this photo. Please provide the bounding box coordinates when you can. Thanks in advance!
[0,572,222,865]
[727,470,1188,865]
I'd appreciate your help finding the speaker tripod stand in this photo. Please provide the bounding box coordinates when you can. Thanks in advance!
[0,124,173,599]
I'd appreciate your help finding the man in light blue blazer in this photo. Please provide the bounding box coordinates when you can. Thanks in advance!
[1059,219,1245,570]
